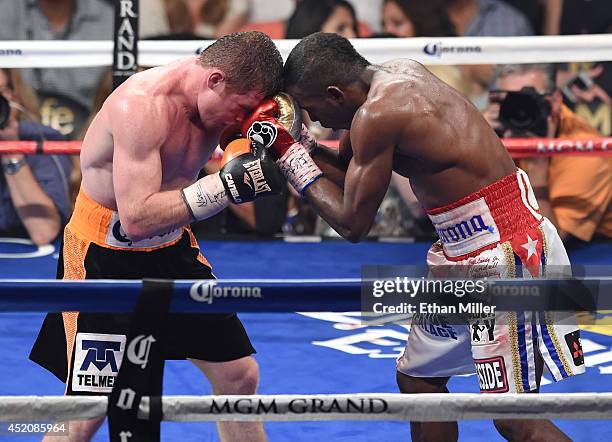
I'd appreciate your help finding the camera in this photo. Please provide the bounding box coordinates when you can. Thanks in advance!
[497,86,551,137]
[0,93,10,129]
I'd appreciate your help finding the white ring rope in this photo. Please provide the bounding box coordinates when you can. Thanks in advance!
[1,393,611,422]
[1,34,612,68]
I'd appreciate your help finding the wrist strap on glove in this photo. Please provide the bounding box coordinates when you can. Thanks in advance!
[277,142,323,197]
[181,172,229,221]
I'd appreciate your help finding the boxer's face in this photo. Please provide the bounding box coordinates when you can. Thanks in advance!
[201,69,264,127]
[290,87,352,130]
[220,89,264,125]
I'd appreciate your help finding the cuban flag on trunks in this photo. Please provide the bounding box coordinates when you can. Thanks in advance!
[510,226,544,278]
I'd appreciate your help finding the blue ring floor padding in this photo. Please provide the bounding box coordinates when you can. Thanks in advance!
[0,239,610,441]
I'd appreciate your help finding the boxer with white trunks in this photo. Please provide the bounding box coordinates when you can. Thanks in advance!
[248,33,585,441]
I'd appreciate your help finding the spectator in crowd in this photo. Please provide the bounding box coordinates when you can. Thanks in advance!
[0,69,71,245]
[442,0,534,112]
[484,63,611,245]
[444,0,535,109]
[382,0,457,38]
[557,62,611,137]
[183,0,250,38]
[560,0,611,35]
[346,0,383,33]
[501,0,563,35]
[248,0,295,25]
[244,0,375,36]
[445,0,534,36]
[140,0,172,37]
[0,0,114,139]
[556,2,612,137]
[285,0,359,39]
[379,0,491,110]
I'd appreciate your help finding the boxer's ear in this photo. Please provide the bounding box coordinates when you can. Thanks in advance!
[326,86,344,104]
[207,70,226,91]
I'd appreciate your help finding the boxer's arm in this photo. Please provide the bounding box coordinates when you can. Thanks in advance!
[310,132,351,188]
[111,98,197,241]
[303,115,394,242]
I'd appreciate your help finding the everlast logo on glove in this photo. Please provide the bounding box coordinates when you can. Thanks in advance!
[243,160,272,195]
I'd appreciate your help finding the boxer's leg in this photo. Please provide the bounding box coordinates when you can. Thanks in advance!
[476,221,583,441]
[469,311,572,441]
[396,372,456,442]
[492,350,570,441]
[42,418,105,442]
[396,311,473,442]
[191,356,266,442]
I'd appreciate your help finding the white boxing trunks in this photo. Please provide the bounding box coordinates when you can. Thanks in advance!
[397,169,586,393]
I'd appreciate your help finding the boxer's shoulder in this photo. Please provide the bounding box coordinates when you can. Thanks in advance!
[103,89,179,141]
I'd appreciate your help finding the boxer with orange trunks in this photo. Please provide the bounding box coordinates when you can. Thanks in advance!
[244,32,585,441]
[29,31,284,442]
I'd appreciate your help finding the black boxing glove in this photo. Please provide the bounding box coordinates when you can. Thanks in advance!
[218,138,284,204]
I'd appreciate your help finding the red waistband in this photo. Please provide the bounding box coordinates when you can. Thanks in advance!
[427,170,542,258]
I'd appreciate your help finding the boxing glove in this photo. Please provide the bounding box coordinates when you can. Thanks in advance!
[218,138,284,204]
[242,93,322,196]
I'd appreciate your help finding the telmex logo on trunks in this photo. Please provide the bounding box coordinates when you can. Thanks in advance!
[190,281,262,304]
[72,333,126,393]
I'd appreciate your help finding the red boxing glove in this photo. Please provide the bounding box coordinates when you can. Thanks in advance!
[241,93,302,158]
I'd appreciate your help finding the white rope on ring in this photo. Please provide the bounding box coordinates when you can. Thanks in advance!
[1,34,612,68]
[1,393,611,422]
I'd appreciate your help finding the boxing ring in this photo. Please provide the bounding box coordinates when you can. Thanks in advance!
[1,238,611,440]
[0,34,612,440]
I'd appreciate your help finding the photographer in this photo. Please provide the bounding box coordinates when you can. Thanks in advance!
[0,69,71,246]
[484,63,611,245]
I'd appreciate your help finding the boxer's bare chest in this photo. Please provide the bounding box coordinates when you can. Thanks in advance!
[158,121,218,189]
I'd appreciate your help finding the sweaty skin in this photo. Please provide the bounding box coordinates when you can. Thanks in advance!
[80,57,263,241]
[291,59,516,241]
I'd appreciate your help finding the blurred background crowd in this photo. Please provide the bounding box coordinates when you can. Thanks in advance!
[0,0,609,249]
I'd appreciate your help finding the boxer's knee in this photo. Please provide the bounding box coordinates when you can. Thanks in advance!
[397,372,456,442]
[396,371,449,394]
[494,419,571,442]
[222,357,259,395]
[194,356,260,395]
